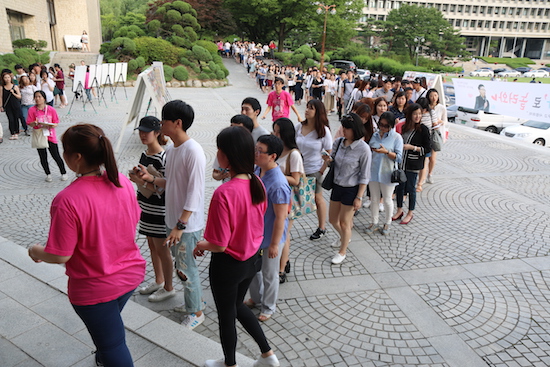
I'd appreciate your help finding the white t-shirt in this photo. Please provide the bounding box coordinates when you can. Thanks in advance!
[277,149,305,176]
[324,79,338,95]
[164,139,206,232]
[41,79,55,103]
[295,124,333,175]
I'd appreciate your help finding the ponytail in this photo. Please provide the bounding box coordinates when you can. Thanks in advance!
[98,134,121,187]
[250,174,266,205]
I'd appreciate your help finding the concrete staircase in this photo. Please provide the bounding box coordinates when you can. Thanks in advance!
[49,51,101,70]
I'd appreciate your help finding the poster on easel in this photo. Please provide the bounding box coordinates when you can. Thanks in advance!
[114,63,128,84]
[403,71,444,104]
[101,63,116,85]
[73,65,87,92]
[89,64,102,86]
[114,62,171,152]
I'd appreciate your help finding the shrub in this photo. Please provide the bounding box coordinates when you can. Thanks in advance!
[136,56,146,68]
[110,37,137,56]
[180,56,193,67]
[12,38,36,49]
[163,65,174,81]
[195,40,218,55]
[215,69,225,79]
[128,59,139,72]
[304,58,316,68]
[173,65,189,81]
[39,52,50,64]
[290,53,305,66]
[192,66,200,74]
[351,55,373,69]
[14,48,38,67]
[192,45,212,63]
[274,52,291,65]
[108,58,119,64]
[198,72,209,80]
[134,37,181,65]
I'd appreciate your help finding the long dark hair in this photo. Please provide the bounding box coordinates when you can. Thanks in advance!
[217,126,265,204]
[62,124,121,187]
[273,118,298,150]
[402,103,423,133]
[355,104,373,142]
[304,99,328,138]
[426,88,440,106]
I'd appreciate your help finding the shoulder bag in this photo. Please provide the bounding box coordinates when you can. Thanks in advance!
[321,138,344,190]
[390,161,407,184]
[429,111,443,152]
[285,150,316,220]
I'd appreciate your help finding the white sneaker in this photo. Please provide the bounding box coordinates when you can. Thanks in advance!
[174,300,207,313]
[139,281,164,295]
[60,174,68,181]
[148,288,176,302]
[330,239,340,248]
[362,199,371,209]
[205,359,237,367]
[379,203,385,212]
[427,174,434,184]
[331,253,346,265]
[45,174,53,182]
[182,312,205,330]
[253,354,280,367]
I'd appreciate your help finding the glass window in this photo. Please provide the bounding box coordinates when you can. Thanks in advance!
[545,9,550,16]
[485,20,491,28]
[465,5,471,13]
[455,19,461,26]
[521,22,526,29]
[543,23,547,30]
[534,23,539,30]
[538,8,543,15]
[493,21,498,29]
[473,6,478,13]
[513,22,518,29]
[507,22,512,29]
[463,20,468,27]
[509,8,513,15]
[528,22,533,29]
[499,21,504,29]
[443,4,448,11]
[516,8,521,15]
[436,4,441,10]
[470,20,476,27]
[450,4,456,12]
[458,5,463,12]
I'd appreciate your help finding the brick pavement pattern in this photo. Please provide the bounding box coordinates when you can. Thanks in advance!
[1,59,550,366]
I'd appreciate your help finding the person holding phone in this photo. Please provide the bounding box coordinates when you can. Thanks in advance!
[366,111,403,235]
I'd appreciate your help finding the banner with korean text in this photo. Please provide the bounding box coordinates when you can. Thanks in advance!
[452,78,550,123]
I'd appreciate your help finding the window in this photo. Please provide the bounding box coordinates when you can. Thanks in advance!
[520,22,526,29]
[538,8,543,15]
[523,9,528,15]
[494,7,499,14]
[516,8,521,15]
[450,4,456,12]
[531,9,536,15]
[545,9,550,16]
[458,5,463,12]
[534,23,539,30]
[465,5,471,13]
[471,20,476,27]
[478,20,483,27]
[509,8,514,15]
[443,4,448,11]
[7,11,26,42]
[485,20,491,28]
[543,23,547,30]
[513,21,518,29]
[473,6,478,13]
[493,21,498,29]
[528,22,533,29]
[463,20,469,27]
[502,7,507,15]
[448,18,453,25]
[499,21,504,29]
[455,19,461,26]
[507,22,512,29]
[436,4,441,10]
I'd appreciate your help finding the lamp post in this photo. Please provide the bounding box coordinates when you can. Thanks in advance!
[315,2,336,72]
[414,37,425,67]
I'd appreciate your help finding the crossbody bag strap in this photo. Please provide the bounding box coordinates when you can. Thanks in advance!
[285,149,297,176]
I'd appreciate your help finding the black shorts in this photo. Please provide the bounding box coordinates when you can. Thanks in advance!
[330,184,359,206]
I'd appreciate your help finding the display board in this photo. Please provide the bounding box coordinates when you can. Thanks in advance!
[453,78,550,123]
[115,62,171,152]
[72,65,87,92]
[403,71,444,103]
[114,63,128,83]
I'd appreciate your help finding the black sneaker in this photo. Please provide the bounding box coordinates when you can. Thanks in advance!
[310,228,326,240]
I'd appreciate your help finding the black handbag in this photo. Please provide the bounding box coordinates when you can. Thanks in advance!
[321,138,343,190]
[391,161,407,184]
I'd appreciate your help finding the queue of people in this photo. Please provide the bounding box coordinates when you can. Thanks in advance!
[21,58,446,366]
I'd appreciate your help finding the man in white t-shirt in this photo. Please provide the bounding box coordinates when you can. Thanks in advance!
[241,97,269,142]
[139,100,206,330]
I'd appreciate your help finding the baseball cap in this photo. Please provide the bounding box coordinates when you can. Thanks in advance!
[135,116,161,132]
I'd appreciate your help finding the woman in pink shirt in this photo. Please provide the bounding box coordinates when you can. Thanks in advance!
[28,124,145,367]
[26,90,68,182]
[193,126,280,367]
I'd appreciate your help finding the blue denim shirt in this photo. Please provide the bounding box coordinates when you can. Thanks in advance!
[368,129,404,185]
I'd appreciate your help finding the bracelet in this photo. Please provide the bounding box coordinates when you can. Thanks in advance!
[149,176,156,184]
[356,196,362,200]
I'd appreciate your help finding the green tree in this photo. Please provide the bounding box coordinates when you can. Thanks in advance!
[380,5,466,61]
[146,0,201,48]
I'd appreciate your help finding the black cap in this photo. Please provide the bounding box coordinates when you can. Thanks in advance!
[135,116,161,132]
[412,77,421,84]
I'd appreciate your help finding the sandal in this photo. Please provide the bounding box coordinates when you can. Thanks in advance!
[258,313,272,322]
[244,298,256,308]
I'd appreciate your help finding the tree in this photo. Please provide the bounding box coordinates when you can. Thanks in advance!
[380,5,466,61]
[146,0,201,48]
[224,0,362,51]
[185,0,237,36]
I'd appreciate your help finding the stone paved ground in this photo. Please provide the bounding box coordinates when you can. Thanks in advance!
[1,59,550,366]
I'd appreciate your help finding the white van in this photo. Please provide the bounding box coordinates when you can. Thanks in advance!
[456,106,526,134]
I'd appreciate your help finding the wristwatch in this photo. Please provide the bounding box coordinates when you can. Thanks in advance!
[176,220,187,230]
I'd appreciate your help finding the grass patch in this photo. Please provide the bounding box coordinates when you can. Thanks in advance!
[478,57,535,69]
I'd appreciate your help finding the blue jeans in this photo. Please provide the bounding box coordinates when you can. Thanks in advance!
[72,289,134,367]
[396,171,418,211]
[170,229,203,313]
[21,104,33,129]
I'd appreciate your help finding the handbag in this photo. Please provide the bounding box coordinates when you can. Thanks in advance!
[390,161,407,184]
[431,128,443,152]
[31,128,49,149]
[136,165,163,199]
[285,150,316,220]
[321,138,344,190]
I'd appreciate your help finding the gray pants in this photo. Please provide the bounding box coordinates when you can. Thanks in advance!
[249,243,284,315]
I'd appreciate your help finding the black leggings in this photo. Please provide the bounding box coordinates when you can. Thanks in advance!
[209,252,271,366]
[37,141,67,175]
[5,105,24,135]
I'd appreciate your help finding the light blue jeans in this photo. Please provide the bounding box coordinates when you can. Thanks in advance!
[169,229,203,313]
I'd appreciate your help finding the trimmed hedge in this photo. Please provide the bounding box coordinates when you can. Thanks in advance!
[163,65,174,82]
[479,56,535,69]
[173,65,189,81]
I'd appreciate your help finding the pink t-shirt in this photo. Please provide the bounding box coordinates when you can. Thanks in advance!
[203,177,267,261]
[26,105,60,144]
[266,90,293,121]
[44,173,145,306]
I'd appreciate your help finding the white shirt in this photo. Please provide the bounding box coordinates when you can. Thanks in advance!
[41,79,55,103]
[164,139,206,232]
[295,124,333,174]
[277,149,305,176]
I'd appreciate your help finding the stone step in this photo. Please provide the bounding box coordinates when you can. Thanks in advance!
[50,51,101,70]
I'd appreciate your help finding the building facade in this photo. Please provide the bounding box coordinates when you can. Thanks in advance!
[0,0,101,54]
[361,0,550,59]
